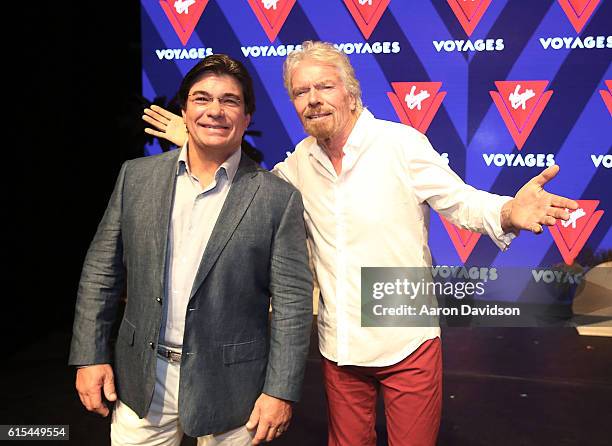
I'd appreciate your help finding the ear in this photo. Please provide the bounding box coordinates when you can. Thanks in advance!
[349,94,357,112]
[245,113,252,128]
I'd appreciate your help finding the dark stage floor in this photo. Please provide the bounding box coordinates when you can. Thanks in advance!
[3,326,611,445]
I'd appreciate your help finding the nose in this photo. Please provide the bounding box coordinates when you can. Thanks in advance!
[206,98,224,117]
[307,88,321,106]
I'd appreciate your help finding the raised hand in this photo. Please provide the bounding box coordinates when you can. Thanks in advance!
[501,165,578,235]
[142,105,188,147]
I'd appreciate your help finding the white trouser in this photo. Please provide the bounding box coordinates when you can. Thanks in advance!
[111,354,254,446]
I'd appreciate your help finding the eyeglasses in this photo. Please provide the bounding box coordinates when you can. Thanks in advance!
[188,93,242,109]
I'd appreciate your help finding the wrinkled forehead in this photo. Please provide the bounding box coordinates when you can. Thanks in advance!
[290,59,345,87]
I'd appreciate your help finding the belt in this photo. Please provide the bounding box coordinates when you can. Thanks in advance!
[157,345,182,363]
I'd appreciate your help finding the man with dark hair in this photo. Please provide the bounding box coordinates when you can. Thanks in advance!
[176,54,256,116]
[70,54,313,446]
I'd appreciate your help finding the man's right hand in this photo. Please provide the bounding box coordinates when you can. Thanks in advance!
[75,364,117,417]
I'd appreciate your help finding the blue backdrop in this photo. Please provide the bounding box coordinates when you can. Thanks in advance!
[140,0,610,278]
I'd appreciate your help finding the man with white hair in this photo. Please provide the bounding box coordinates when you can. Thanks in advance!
[143,41,577,445]
[275,41,576,446]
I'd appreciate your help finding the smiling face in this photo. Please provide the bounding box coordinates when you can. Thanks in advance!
[290,59,358,144]
[182,73,251,157]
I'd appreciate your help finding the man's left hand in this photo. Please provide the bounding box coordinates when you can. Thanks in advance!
[501,165,578,235]
[246,393,292,444]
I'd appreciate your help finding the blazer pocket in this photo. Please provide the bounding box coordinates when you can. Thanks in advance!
[118,318,136,346]
[223,338,267,365]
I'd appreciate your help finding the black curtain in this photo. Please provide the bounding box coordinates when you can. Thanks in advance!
[8,3,142,355]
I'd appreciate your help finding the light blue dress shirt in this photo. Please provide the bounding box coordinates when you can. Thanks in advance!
[160,145,242,347]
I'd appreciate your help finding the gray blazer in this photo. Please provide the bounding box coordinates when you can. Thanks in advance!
[69,149,313,437]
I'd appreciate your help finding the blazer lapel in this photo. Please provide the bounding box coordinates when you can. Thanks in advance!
[150,150,180,291]
[189,154,261,299]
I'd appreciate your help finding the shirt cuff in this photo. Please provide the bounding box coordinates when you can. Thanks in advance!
[485,195,516,251]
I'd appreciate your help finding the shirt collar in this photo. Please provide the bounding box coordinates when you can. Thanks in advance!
[177,143,242,183]
[306,108,374,167]
[218,146,241,183]
[344,108,373,157]
[177,143,190,176]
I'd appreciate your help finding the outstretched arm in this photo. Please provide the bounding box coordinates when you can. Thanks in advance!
[500,165,578,234]
[142,105,188,147]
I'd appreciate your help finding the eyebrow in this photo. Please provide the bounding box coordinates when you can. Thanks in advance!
[190,90,242,99]
[293,79,337,92]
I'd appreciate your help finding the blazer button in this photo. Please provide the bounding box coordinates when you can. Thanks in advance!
[156,297,162,304]
[149,342,155,349]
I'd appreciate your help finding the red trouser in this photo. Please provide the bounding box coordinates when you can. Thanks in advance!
[321,337,442,446]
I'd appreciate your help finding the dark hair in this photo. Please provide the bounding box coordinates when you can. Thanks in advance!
[178,54,255,116]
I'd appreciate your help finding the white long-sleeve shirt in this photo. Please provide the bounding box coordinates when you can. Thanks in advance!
[274,109,514,366]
